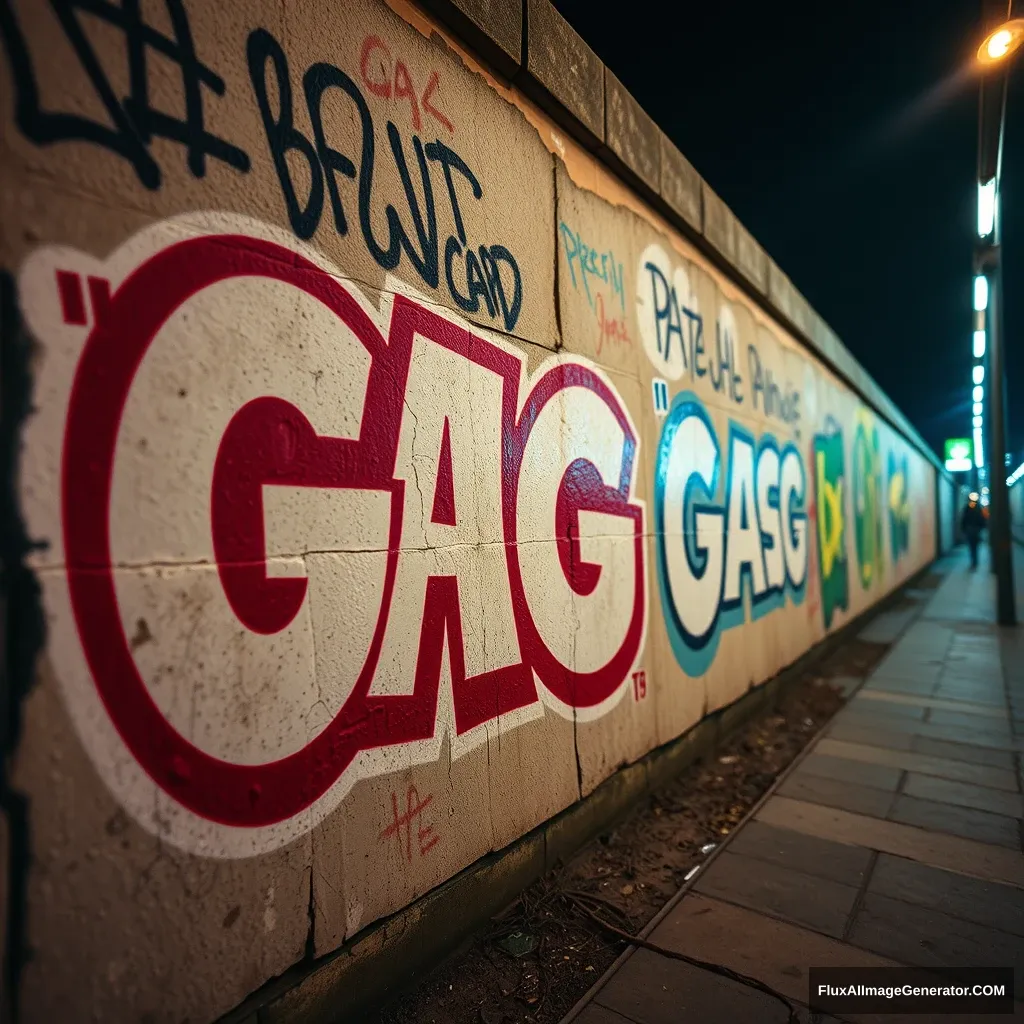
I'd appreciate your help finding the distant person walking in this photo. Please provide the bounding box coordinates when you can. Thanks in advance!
[961,493,986,569]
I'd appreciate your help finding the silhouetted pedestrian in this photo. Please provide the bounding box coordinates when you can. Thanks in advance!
[961,495,986,569]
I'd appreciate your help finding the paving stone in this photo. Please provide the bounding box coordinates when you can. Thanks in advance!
[777,773,894,819]
[858,608,916,644]
[869,853,1024,936]
[848,892,1024,975]
[575,1003,637,1024]
[844,699,927,721]
[836,714,1017,751]
[862,676,937,697]
[596,948,793,1024]
[855,690,1007,719]
[650,895,902,1015]
[911,735,1016,768]
[817,737,1019,791]
[693,850,860,938]
[795,753,903,792]
[934,680,1006,701]
[902,773,1024,818]
[724,820,874,888]
[826,722,915,750]
[925,707,1013,733]
[756,796,1024,888]
[888,794,1021,850]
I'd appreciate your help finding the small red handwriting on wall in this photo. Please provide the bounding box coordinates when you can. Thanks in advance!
[595,292,633,358]
[56,270,110,327]
[359,36,454,134]
[631,670,647,701]
[379,786,440,863]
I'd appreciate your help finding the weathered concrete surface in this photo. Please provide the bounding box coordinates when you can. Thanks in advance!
[0,0,949,1020]
[603,69,659,191]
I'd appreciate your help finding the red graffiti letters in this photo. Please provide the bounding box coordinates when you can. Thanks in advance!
[379,786,439,862]
[56,224,646,837]
[359,35,454,134]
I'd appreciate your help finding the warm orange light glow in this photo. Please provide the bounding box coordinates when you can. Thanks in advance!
[977,20,1024,66]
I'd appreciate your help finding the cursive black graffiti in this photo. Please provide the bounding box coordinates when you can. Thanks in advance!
[246,27,522,333]
[0,0,250,190]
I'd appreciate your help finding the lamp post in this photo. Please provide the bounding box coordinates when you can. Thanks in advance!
[975,7,1019,624]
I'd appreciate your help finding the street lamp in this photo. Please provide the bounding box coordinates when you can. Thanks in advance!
[978,18,1024,63]
[975,5,1018,624]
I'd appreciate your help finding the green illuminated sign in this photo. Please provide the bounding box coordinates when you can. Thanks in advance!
[944,438,973,462]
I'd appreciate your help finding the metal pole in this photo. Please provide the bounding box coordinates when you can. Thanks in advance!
[981,0,1017,621]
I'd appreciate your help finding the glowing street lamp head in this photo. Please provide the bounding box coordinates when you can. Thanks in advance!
[978,20,1024,66]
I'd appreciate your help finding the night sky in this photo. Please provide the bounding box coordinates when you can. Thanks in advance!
[551,0,1024,471]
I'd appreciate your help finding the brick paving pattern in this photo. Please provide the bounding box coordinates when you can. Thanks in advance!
[562,548,1024,1023]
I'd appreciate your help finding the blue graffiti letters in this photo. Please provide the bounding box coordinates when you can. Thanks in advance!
[655,393,807,676]
[246,28,522,331]
[559,223,624,312]
[748,345,800,426]
[710,318,742,403]
[643,260,702,368]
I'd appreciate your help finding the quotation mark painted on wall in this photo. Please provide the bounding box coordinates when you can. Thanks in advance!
[56,270,111,327]
[652,378,669,417]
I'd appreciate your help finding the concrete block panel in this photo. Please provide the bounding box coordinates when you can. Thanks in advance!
[525,0,605,140]
[1,0,557,345]
[604,69,660,192]
[767,258,797,326]
[14,651,310,1023]
[556,161,645,379]
[701,182,738,268]
[659,134,702,233]
[733,219,768,294]
[9,204,649,1019]
[418,0,523,75]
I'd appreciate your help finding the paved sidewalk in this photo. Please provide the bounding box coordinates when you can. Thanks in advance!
[563,548,1024,1023]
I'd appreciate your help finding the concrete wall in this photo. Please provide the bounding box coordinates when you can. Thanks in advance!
[939,474,957,554]
[0,1,941,1020]
[1011,480,1024,544]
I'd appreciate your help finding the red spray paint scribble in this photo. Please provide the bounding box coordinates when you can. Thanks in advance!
[359,35,455,134]
[594,292,632,357]
[379,786,439,862]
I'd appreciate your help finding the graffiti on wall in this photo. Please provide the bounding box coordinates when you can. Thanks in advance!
[813,418,849,629]
[0,5,526,334]
[852,410,884,590]
[0,0,251,190]
[888,451,910,563]
[654,392,808,676]
[19,213,646,856]
[559,222,632,355]
[247,28,525,331]
[635,245,801,427]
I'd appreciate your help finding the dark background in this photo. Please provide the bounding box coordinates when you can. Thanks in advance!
[551,0,1024,471]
